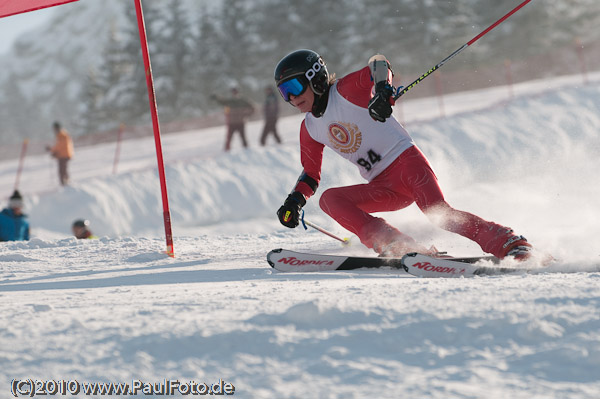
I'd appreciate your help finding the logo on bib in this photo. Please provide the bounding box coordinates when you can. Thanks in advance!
[328,122,362,154]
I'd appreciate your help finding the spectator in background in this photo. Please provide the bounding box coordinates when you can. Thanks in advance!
[0,190,30,242]
[211,88,255,151]
[260,86,282,146]
[72,219,97,239]
[46,121,74,186]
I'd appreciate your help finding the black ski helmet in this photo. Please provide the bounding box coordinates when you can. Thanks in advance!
[72,219,90,228]
[274,49,329,97]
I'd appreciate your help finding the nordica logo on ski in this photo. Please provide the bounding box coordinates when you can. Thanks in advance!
[278,257,334,266]
[413,261,465,274]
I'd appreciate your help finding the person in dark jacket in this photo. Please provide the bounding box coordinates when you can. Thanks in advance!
[0,190,30,242]
[211,88,255,151]
[260,86,282,146]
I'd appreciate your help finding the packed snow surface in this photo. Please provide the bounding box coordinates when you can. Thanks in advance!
[1,74,599,398]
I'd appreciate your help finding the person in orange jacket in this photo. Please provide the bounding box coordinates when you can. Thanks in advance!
[46,121,74,186]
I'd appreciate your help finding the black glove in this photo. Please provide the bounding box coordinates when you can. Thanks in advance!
[368,82,395,122]
[277,191,306,228]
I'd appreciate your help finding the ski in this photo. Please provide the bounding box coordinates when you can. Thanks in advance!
[266,248,523,277]
[399,252,524,277]
[267,248,404,272]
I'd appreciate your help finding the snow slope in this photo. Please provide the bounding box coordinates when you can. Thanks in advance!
[0,74,599,399]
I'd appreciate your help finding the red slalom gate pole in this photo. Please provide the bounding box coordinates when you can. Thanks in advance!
[112,123,124,175]
[574,37,589,84]
[134,0,174,257]
[505,59,515,99]
[433,70,445,118]
[394,0,533,101]
[14,138,29,191]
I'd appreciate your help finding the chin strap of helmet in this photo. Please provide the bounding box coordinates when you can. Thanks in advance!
[311,85,330,117]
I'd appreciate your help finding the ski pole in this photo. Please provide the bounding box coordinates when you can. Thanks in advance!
[393,0,532,101]
[301,211,350,245]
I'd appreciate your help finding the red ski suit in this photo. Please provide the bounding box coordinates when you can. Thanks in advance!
[292,66,519,258]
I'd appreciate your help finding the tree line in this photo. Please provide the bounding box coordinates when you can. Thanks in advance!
[1,0,597,141]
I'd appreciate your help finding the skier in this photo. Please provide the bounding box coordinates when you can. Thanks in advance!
[274,49,532,259]
[0,190,30,242]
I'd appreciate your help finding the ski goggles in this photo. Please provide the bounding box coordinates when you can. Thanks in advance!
[277,77,309,102]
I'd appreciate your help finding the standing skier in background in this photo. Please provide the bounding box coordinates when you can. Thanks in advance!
[46,121,74,186]
[211,88,255,151]
[274,49,532,259]
[260,86,282,146]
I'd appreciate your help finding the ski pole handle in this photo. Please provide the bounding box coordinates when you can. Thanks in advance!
[394,0,532,100]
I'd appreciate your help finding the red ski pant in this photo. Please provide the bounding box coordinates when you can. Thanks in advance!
[319,146,512,257]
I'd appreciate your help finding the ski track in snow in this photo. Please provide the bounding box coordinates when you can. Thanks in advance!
[0,74,599,398]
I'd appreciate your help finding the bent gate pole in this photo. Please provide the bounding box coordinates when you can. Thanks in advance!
[134,0,174,257]
[14,139,29,191]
